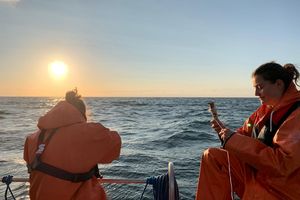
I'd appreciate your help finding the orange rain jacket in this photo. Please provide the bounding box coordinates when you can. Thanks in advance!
[224,83,300,199]
[24,101,121,200]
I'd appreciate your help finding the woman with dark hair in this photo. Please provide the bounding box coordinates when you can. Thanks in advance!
[24,89,121,200]
[196,62,300,199]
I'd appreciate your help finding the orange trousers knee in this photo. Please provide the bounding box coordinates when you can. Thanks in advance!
[196,148,246,200]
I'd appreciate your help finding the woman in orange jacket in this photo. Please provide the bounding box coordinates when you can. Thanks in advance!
[23,89,121,200]
[196,62,300,200]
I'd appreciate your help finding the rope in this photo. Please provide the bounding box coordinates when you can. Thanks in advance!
[140,174,180,200]
[2,175,16,200]
[139,180,149,200]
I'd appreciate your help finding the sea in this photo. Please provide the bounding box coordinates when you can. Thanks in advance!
[0,97,260,200]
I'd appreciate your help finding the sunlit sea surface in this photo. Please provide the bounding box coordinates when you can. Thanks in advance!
[0,97,259,200]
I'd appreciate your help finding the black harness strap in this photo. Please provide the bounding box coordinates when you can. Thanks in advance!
[258,101,300,146]
[34,162,100,182]
[29,128,101,182]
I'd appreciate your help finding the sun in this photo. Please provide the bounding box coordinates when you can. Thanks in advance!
[49,61,68,79]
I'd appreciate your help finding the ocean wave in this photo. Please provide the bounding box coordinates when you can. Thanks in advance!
[0,110,11,115]
[146,129,217,151]
[186,119,210,129]
[169,130,216,144]
[168,131,200,141]
[109,100,150,107]
[120,153,156,165]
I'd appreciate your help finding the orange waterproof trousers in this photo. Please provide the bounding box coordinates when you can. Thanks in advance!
[196,148,285,200]
[196,148,246,200]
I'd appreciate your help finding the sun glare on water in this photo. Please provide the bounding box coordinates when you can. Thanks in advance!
[49,61,68,79]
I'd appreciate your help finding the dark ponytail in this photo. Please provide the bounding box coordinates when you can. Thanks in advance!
[252,62,300,91]
[283,63,300,87]
[65,88,87,120]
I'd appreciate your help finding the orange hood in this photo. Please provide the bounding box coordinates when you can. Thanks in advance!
[37,101,86,130]
[273,83,300,111]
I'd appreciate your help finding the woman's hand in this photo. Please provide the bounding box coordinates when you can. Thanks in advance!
[210,118,226,143]
[210,118,225,134]
[219,128,234,142]
[218,128,236,148]
[210,119,235,145]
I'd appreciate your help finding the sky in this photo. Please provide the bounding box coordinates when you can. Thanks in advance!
[1,0,300,97]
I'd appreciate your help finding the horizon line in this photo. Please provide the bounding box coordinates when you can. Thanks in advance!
[0,95,256,98]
